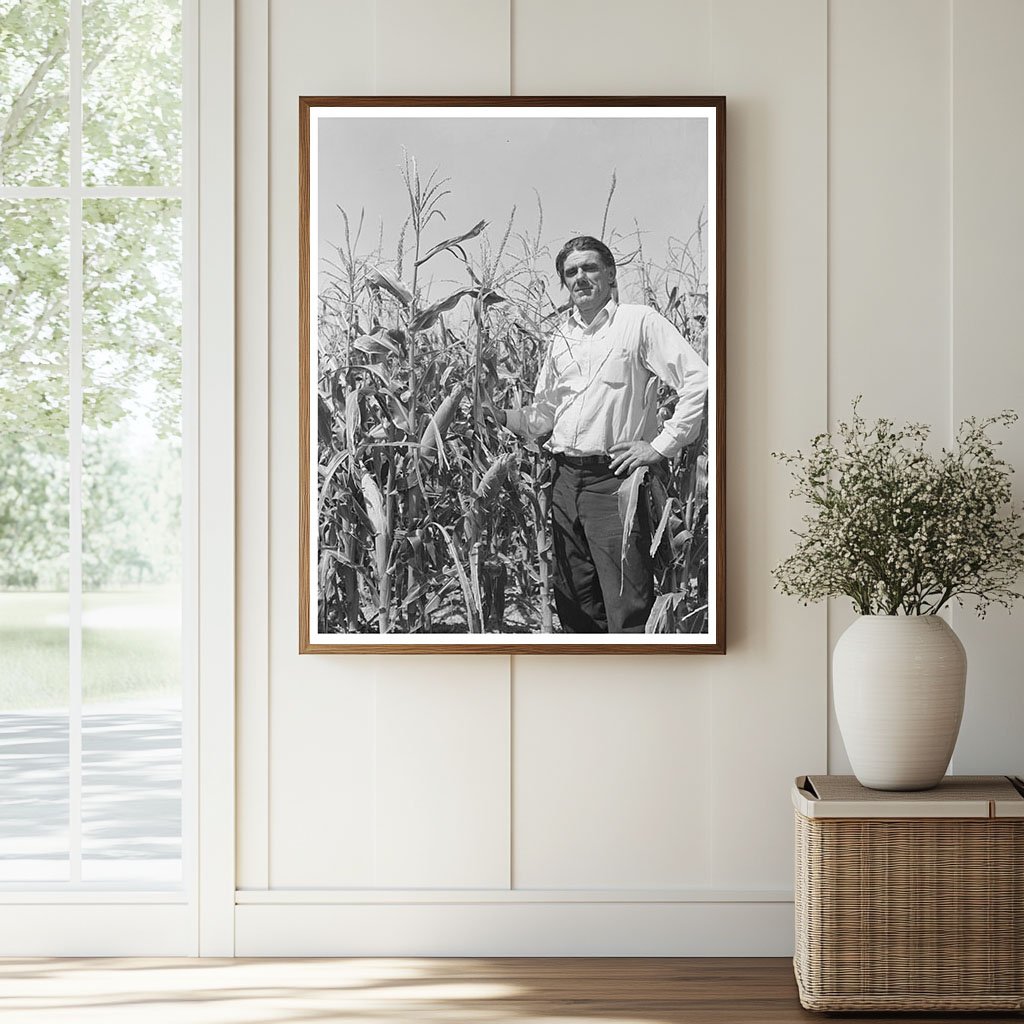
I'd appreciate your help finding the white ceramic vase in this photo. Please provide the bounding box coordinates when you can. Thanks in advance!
[833,615,967,791]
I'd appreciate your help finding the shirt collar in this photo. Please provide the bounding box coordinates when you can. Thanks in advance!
[570,297,617,333]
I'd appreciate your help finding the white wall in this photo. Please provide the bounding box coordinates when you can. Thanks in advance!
[234,0,1024,955]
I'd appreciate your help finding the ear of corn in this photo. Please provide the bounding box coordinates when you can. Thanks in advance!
[419,386,464,459]
[359,470,386,535]
[474,453,513,503]
[360,469,392,632]
[345,389,361,462]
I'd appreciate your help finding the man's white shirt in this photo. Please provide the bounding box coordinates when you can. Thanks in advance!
[505,298,709,458]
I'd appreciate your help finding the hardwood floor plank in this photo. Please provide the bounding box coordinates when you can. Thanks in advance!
[0,957,1019,1023]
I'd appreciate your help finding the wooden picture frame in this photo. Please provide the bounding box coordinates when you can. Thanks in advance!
[300,96,725,653]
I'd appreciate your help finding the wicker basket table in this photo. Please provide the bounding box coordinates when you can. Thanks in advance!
[793,774,1024,1012]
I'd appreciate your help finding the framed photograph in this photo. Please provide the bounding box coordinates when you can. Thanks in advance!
[300,96,725,653]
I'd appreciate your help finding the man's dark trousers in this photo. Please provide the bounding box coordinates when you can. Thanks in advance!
[550,455,655,633]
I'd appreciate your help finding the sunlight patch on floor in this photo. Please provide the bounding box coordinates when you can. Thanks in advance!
[0,958,682,1024]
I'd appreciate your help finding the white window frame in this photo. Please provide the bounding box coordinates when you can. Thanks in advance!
[0,0,234,956]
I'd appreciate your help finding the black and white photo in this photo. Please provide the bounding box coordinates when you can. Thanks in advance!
[299,97,725,653]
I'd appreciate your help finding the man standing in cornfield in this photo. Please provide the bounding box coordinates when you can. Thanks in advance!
[486,235,708,634]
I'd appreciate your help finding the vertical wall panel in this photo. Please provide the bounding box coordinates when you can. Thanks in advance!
[829,0,951,426]
[950,0,1024,777]
[827,0,951,773]
[375,0,510,94]
[709,0,828,888]
[512,0,711,94]
[375,662,511,887]
[514,659,713,889]
[266,0,378,887]
[270,669,378,886]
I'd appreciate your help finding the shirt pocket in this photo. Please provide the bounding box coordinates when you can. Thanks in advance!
[598,345,632,388]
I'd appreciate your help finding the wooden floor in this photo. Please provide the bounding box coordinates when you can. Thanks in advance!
[0,957,1020,1023]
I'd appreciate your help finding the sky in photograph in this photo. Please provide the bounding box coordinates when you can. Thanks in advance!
[316,111,709,304]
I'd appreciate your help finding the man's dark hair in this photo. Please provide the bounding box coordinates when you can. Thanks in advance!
[555,236,616,287]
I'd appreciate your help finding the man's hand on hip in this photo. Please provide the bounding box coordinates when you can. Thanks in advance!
[609,440,664,476]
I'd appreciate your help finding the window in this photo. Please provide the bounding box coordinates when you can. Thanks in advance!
[0,0,192,890]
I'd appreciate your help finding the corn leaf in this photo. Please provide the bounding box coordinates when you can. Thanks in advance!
[318,452,348,517]
[616,466,648,595]
[645,592,685,633]
[386,393,414,435]
[365,265,413,306]
[317,395,333,445]
[410,288,507,334]
[429,522,476,632]
[696,453,709,499]
[344,362,396,389]
[401,581,431,609]
[351,332,399,357]
[408,289,475,333]
[322,547,358,570]
[470,544,485,629]
[672,528,693,551]
[414,219,487,267]
[649,494,674,558]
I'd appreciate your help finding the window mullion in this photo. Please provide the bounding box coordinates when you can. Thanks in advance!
[0,187,184,200]
[68,0,84,885]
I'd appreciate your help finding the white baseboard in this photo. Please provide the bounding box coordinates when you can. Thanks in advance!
[235,899,795,956]
[0,904,196,956]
